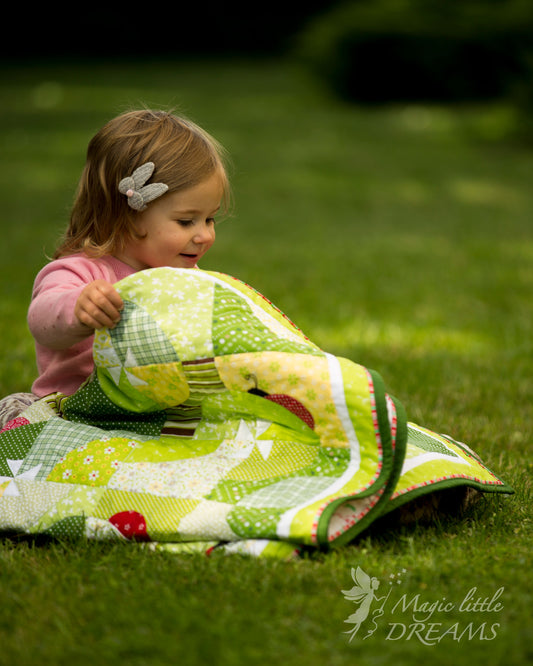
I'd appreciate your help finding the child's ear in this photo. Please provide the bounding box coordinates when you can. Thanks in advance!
[131,214,148,240]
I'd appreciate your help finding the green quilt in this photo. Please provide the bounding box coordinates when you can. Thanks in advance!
[0,268,512,558]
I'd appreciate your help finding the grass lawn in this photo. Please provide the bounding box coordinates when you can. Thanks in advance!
[0,58,531,666]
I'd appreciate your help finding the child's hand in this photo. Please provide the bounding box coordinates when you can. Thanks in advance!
[74,280,124,331]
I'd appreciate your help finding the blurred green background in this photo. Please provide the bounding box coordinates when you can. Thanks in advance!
[6,0,533,119]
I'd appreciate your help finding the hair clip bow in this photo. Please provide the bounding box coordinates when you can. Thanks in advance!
[118,162,168,211]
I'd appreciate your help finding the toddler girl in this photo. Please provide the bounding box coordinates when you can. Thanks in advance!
[0,109,229,426]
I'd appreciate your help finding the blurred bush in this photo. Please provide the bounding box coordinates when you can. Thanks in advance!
[296,0,533,109]
[0,3,333,60]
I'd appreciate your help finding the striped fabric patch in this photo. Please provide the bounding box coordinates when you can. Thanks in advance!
[161,358,226,437]
[94,488,200,540]
[183,358,225,396]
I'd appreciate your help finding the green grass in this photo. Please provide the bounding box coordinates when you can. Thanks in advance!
[0,58,532,666]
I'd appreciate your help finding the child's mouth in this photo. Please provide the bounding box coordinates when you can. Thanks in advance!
[179,253,200,266]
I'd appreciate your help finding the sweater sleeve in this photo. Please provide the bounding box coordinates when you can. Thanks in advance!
[27,255,116,350]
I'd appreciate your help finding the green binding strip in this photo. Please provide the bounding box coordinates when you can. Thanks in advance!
[318,396,408,548]
[314,372,408,547]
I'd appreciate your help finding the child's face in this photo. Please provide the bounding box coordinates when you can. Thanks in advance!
[117,170,223,270]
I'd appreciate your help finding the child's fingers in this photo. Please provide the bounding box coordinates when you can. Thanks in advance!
[78,308,118,331]
[77,298,119,329]
[102,283,124,312]
[92,283,124,322]
[76,281,124,330]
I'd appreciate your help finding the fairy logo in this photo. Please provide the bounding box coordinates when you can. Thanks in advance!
[342,566,405,641]
[342,567,504,645]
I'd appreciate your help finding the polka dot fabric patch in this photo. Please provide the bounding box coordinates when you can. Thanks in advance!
[0,422,46,477]
[227,506,284,540]
[62,377,167,437]
[43,515,85,540]
[212,284,315,357]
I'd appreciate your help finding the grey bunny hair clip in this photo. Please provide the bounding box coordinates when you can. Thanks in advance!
[118,162,169,211]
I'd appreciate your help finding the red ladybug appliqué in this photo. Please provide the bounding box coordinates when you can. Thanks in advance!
[109,510,151,541]
[264,394,315,430]
[248,375,315,430]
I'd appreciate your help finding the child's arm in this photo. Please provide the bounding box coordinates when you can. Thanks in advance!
[28,260,124,351]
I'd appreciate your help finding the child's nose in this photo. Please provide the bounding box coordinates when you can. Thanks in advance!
[194,222,215,243]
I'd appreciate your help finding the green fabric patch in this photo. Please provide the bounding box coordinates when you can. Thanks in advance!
[212,284,315,357]
[62,379,166,436]
[114,269,216,362]
[20,419,112,480]
[43,515,85,540]
[0,423,46,476]
[407,424,460,456]
[108,301,179,366]
[238,476,334,509]
[208,475,290,505]
[33,486,104,533]
[227,506,283,539]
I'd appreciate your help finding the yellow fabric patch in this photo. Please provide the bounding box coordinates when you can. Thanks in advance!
[216,352,350,448]
[126,363,190,408]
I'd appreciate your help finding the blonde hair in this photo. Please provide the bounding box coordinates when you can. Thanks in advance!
[55,109,230,259]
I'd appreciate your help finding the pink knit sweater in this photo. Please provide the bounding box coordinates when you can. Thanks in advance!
[28,254,137,397]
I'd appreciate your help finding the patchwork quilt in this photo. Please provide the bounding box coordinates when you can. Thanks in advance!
[0,268,512,558]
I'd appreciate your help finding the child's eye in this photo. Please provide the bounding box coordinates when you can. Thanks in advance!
[176,218,217,227]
